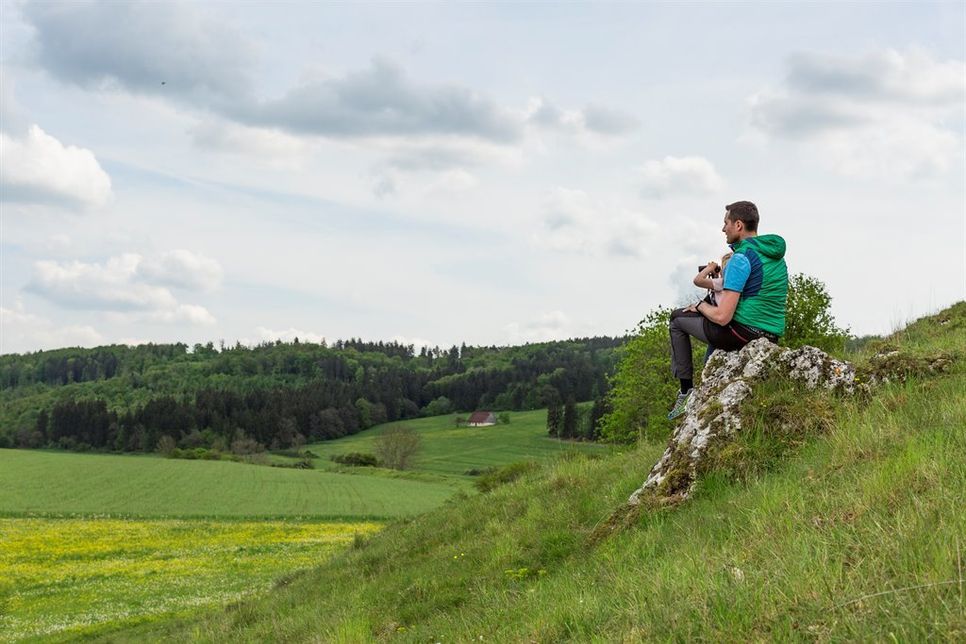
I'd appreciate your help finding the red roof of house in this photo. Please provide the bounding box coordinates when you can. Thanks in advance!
[468,411,494,423]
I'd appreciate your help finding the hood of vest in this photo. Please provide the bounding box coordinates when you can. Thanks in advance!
[732,234,786,260]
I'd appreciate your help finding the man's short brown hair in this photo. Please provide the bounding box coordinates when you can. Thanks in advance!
[725,201,759,232]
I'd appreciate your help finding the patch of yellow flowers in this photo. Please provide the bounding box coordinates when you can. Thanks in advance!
[0,517,381,641]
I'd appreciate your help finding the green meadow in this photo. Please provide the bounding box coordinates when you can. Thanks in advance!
[308,408,611,477]
[0,449,458,520]
[0,518,380,642]
[0,407,606,641]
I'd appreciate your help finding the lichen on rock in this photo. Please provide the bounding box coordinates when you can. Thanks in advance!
[627,339,857,507]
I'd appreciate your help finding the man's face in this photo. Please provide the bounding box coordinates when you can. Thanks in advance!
[722,215,741,245]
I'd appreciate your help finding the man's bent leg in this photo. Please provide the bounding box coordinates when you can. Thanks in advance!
[669,309,710,381]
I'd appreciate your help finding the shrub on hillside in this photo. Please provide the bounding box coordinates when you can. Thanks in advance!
[331,452,380,467]
[231,432,264,456]
[373,426,421,470]
[422,396,453,417]
[168,447,222,461]
[156,435,177,456]
[474,460,540,493]
[783,273,850,353]
[598,307,685,444]
[271,458,314,469]
[464,466,497,477]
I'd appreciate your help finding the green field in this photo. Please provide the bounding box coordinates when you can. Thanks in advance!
[308,408,611,477]
[0,407,607,641]
[0,450,459,520]
[0,517,380,641]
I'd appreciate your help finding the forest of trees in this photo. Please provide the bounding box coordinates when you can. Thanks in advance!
[0,336,626,452]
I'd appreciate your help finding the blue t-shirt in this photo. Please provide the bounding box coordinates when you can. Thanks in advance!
[723,253,751,292]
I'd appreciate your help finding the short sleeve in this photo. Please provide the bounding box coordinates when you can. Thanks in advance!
[723,253,750,292]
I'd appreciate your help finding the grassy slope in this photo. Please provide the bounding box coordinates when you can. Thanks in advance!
[109,302,966,642]
[307,409,611,478]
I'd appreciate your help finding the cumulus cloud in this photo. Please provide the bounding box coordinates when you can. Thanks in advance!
[368,138,512,198]
[22,0,254,105]
[234,59,522,142]
[25,2,526,144]
[154,304,217,325]
[189,119,308,160]
[581,104,640,135]
[537,188,658,257]
[26,252,219,325]
[503,310,573,344]
[29,255,179,311]
[138,249,224,291]
[526,97,640,137]
[749,49,965,179]
[0,125,112,208]
[255,326,326,344]
[383,144,484,172]
[639,156,725,199]
[23,3,643,151]
[1,304,103,354]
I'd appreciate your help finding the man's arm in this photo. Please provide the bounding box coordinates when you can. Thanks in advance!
[696,290,739,325]
[692,262,719,289]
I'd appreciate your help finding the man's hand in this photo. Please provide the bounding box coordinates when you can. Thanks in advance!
[704,261,719,274]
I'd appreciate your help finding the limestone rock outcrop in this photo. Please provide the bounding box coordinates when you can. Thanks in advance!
[627,339,856,506]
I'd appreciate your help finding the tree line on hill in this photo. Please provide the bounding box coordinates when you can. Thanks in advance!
[0,336,625,452]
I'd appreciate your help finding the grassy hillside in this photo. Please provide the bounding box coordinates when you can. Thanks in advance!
[308,408,611,478]
[108,302,965,642]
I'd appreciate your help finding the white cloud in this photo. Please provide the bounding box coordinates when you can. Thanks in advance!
[26,253,217,325]
[138,249,224,291]
[156,304,217,325]
[389,334,436,351]
[424,169,479,194]
[238,59,523,142]
[23,0,255,104]
[255,326,326,344]
[0,125,112,208]
[537,188,658,257]
[503,310,572,344]
[1,304,103,355]
[526,97,639,137]
[189,119,308,161]
[581,104,640,136]
[29,254,175,311]
[639,156,725,199]
[748,48,965,179]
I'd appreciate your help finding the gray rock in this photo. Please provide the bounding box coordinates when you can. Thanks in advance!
[627,339,856,506]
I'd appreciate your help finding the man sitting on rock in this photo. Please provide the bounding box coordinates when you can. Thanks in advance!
[667,201,789,420]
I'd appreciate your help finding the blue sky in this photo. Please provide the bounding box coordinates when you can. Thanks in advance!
[1,1,964,354]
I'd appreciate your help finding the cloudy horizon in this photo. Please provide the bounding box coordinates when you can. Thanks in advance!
[2,1,964,355]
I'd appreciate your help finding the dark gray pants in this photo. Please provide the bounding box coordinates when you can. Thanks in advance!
[669,309,709,380]
[668,308,748,379]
